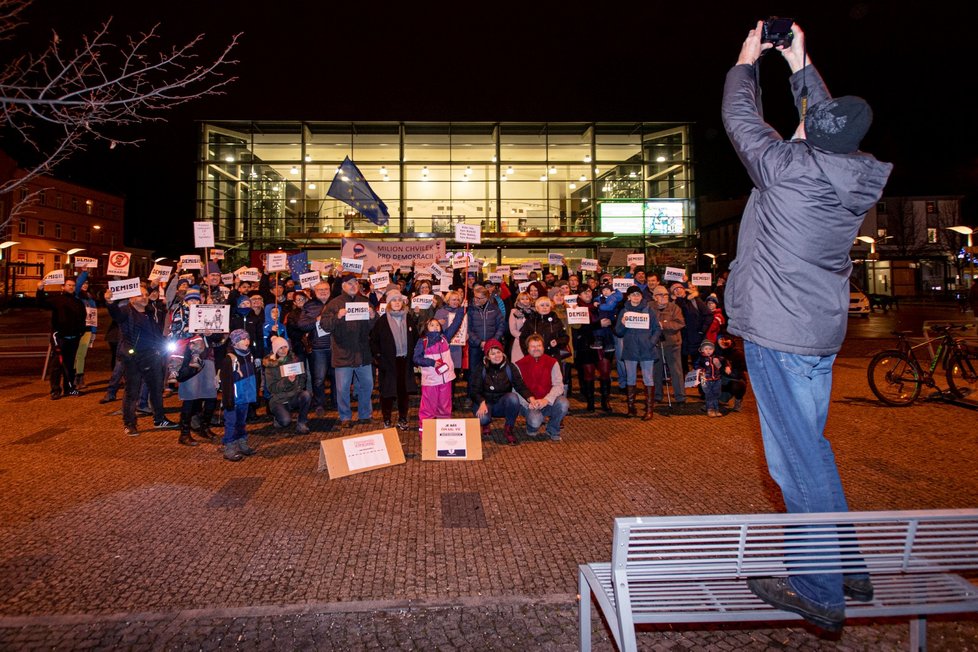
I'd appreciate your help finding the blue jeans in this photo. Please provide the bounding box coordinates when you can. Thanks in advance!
[744,340,847,610]
[623,359,654,386]
[269,390,312,427]
[473,392,521,427]
[335,364,373,421]
[702,378,722,410]
[614,335,626,388]
[524,396,569,438]
[309,348,333,409]
[223,403,249,445]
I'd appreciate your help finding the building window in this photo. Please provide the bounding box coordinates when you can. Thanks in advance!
[16,252,26,275]
[56,194,63,209]
[36,220,45,236]
[18,218,27,235]
[71,225,77,240]
[71,197,78,211]
[927,227,938,244]
[85,199,93,215]
[111,207,118,219]
[876,202,886,213]
[39,190,46,205]
[877,228,887,238]
[55,223,62,239]
[53,254,61,268]
[97,205,105,217]
[926,200,937,214]
[18,187,28,202]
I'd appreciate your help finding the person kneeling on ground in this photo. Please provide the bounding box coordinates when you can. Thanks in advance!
[515,334,569,442]
[468,339,533,446]
[263,336,312,435]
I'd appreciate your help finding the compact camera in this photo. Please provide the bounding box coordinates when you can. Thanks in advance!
[762,16,794,48]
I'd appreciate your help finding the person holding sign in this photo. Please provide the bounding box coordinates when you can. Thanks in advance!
[433,290,467,372]
[670,283,714,375]
[72,273,98,391]
[297,282,335,415]
[412,313,464,436]
[175,335,219,446]
[36,276,87,399]
[323,274,378,426]
[569,287,608,413]
[615,286,662,420]
[370,290,420,430]
[263,336,312,435]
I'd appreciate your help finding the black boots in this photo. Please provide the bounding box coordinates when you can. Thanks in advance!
[583,382,595,412]
[626,387,638,417]
[178,417,199,447]
[643,386,655,421]
[599,380,613,413]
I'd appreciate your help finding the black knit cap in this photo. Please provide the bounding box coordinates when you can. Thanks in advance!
[805,96,873,154]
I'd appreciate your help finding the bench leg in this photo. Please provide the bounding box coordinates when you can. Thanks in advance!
[909,617,926,652]
[579,570,592,652]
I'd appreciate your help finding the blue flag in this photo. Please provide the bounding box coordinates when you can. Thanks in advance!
[327,157,390,227]
[288,252,308,283]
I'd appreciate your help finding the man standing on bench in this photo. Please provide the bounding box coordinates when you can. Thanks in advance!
[722,21,892,632]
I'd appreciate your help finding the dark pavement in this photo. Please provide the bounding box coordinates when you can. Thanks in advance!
[1,305,977,650]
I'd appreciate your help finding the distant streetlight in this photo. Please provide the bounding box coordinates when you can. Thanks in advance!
[947,225,974,248]
[855,235,892,259]
[703,252,727,277]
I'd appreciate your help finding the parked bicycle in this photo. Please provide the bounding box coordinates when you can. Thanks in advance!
[867,323,978,406]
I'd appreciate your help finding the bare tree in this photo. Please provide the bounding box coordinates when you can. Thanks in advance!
[0,0,240,228]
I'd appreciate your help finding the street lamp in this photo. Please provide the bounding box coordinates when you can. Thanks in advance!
[703,252,727,281]
[50,247,86,270]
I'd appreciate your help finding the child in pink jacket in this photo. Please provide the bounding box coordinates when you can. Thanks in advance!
[412,318,458,437]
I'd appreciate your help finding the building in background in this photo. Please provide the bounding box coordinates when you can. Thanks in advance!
[196,121,697,270]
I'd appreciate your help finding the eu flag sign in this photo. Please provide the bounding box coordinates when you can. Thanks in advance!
[327,157,390,227]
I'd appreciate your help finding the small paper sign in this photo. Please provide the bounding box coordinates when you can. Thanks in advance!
[664,266,686,283]
[580,258,598,272]
[188,304,230,333]
[210,249,225,261]
[495,265,511,276]
[548,253,564,267]
[450,314,467,347]
[265,252,288,273]
[435,419,466,457]
[439,275,452,293]
[344,302,370,321]
[430,263,445,279]
[520,263,535,270]
[378,303,387,316]
[74,256,98,268]
[567,306,590,325]
[42,269,64,286]
[148,264,173,283]
[532,261,542,270]
[179,254,202,270]
[488,272,503,284]
[421,418,483,461]
[238,268,261,282]
[692,273,713,287]
[400,265,413,274]
[370,272,390,290]
[280,362,304,377]
[455,223,482,244]
[565,294,578,306]
[342,258,364,274]
[299,271,321,289]
[85,306,97,328]
[518,281,530,293]
[221,273,235,285]
[627,253,646,267]
[612,278,632,293]
[107,251,131,276]
[378,263,394,273]
[318,428,406,477]
[193,221,215,248]
[684,370,701,388]
[108,277,142,300]
[414,259,431,271]
[513,269,529,281]
[411,294,434,309]
[622,312,650,329]
[452,252,473,270]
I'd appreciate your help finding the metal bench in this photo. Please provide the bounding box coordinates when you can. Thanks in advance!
[579,509,978,651]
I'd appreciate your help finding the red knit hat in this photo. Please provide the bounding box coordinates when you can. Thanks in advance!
[483,339,505,354]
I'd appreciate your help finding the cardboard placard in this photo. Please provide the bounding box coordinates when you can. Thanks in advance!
[42,269,64,286]
[148,264,173,283]
[411,294,434,310]
[512,269,529,281]
[210,249,226,261]
[188,304,230,333]
[221,273,235,285]
[318,428,406,477]
[547,253,564,267]
[108,277,142,300]
[265,252,288,273]
[193,221,215,248]
[612,278,632,293]
[454,223,482,244]
[622,312,650,329]
[421,418,483,461]
[85,306,97,328]
[567,306,590,324]
[107,251,131,276]
[342,257,364,274]
[378,303,387,316]
[495,265,511,276]
[430,263,445,279]
[74,256,98,268]
[238,268,261,283]
[370,272,390,290]
[280,362,304,377]
[344,302,371,321]
[488,272,503,285]
[452,251,473,270]
[580,258,598,272]
[179,254,202,270]
[692,272,713,287]
[299,271,321,289]
[438,275,452,293]
[627,253,645,267]
[565,294,578,306]
[663,266,686,283]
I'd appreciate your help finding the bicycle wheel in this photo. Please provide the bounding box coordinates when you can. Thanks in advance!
[946,353,978,400]
[867,350,921,406]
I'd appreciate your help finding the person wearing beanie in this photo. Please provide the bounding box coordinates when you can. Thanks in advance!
[219,329,258,461]
[263,335,311,435]
[704,295,725,343]
[408,311,462,436]
[614,285,662,420]
[694,339,723,418]
[175,334,218,446]
[723,21,892,628]
[468,338,533,445]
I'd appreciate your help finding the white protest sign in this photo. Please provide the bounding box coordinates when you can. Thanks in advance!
[452,252,472,270]
[179,254,202,270]
[612,278,632,293]
[188,304,230,333]
[411,294,434,310]
[627,253,646,267]
[512,269,529,281]
[370,272,390,290]
[74,256,98,269]
[265,252,288,273]
[532,260,542,270]
[449,314,467,347]
[42,269,64,286]
[108,277,142,300]
[193,221,215,248]
[565,294,578,306]
[238,268,261,282]
[342,257,364,274]
[210,249,225,261]
[221,273,235,285]
[435,419,467,458]
[400,265,413,274]
[299,271,321,289]
[548,253,564,267]
[430,263,445,279]
[438,275,452,293]
[622,312,651,329]
[488,272,503,285]
[378,262,394,273]
[414,258,432,271]
[280,362,305,377]
[85,307,98,328]
[580,258,598,272]
[518,281,530,293]
[664,266,686,283]
[454,223,481,244]
[148,264,173,283]
[692,272,713,287]
[495,265,511,276]
[342,432,391,471]
[378,303,387,316]
[520,262,535,270]
[567,306,590,325]
[344,303,370,321]
[107,251,131,276]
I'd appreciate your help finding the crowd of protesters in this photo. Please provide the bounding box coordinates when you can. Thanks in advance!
[36,257,749,461]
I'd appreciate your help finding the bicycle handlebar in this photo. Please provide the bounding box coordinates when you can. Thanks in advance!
[929,323,974,334]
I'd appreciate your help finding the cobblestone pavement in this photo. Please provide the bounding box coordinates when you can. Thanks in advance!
[1,321,977,650]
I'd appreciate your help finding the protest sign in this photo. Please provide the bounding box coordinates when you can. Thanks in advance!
[42,269,64,286]
[430,263,445,279]
[193,221,215,248]
[488,272,503,285]
[449,314,467,347]
[612,278,631,293]
[495,265,511,276]
[107,251,131,276]
[565,294,578,306]
[342,257,364,274]
[518,281,530,293]
[74,256,98,268]
[341,237,445,272]
[179,254,202,270]
[512,269,529,281]
[622,312,650,329]
[664,266,686,283]
[692,272,713,287]
[265,252,288,273]
[567,306,590,325]
[188,304,230,333]
[454,223,481,244]
[580,258,598,272]
[548,253,564,267]
[85,307,97,328]
[378,303,387,316]
[108,277,142,300]
[452,252,471,270]
[411,294,434,309]
[221,273,235,285]
[280,362,304,377]
[237,268,260,282]
[345,303,370,321]
[421,418,483,461]
[438,275,452,293]
[318,428,406,477]
[148,264,173,283]
[370,272,390,290]
[627,253,646,267]
[210,249,225,261]
[299,271,321,289]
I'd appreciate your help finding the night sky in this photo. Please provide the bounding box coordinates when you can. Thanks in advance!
[6,1,976,254]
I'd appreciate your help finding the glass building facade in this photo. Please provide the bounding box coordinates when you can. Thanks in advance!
[197,121,695,264]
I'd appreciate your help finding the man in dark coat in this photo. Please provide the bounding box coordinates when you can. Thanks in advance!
[722,21,892,631]
[322,274,377,425]
[670,283,713,374]
[36,278,87,399]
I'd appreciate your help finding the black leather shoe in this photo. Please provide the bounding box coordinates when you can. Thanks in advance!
[747,577,844,632]
[123,426,139,437]
[843,577,874,602]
